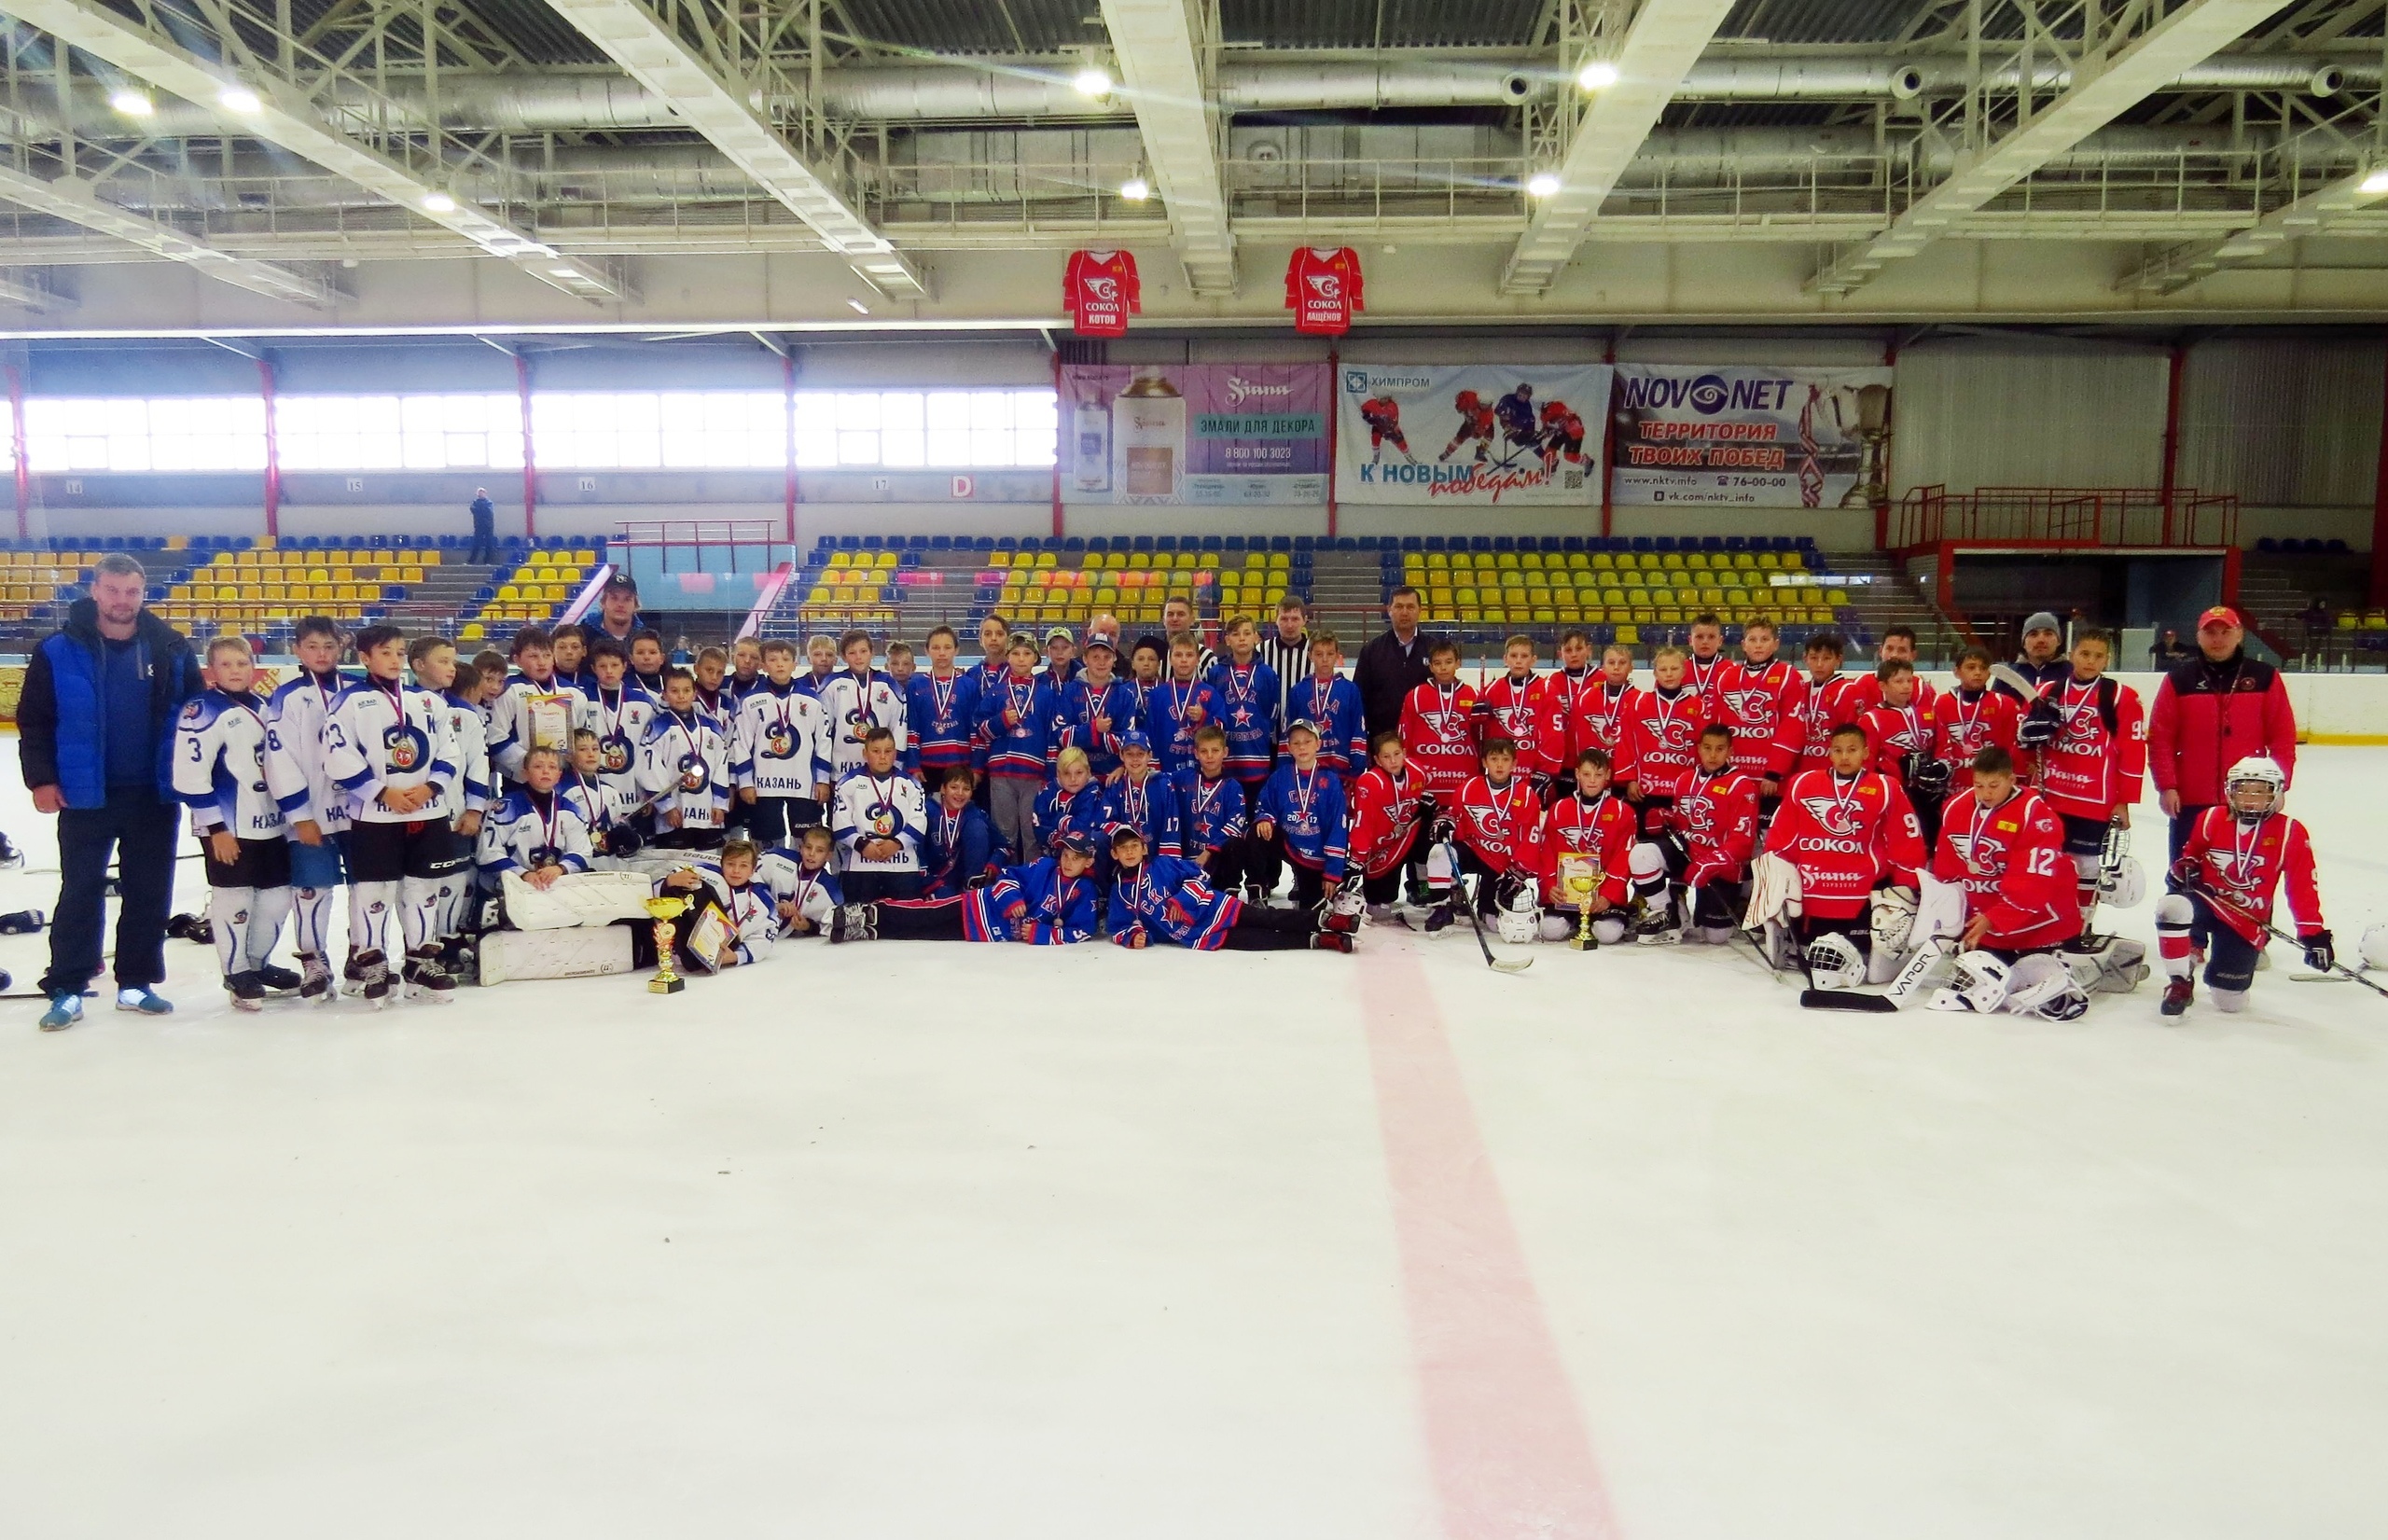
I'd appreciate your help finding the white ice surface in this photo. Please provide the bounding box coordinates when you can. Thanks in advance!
[1,742,2385,1540]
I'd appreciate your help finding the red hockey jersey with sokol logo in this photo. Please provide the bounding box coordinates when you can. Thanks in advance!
[1668,767,1762,886]
[1064,249,1140,337]
[2176,805,2326,945]
[1930,687,2021,789]
[1397,678,1480,799]
[1764,767,1925,917]
[1789,673,1866,774]
[1862,701,1936,779]
[1451,771,1544,875]
[1620,684,1708,799]
[2027,674,2147,822]
[1712,658,1803,781]
[1285,246,1363,335]
[1346,762,1430,879]
[1681,649,1730,715]
[1930,785,2081,950]
[1476,672,1547,776]
[1540,673,1636,782]
[1538,789,1637,906]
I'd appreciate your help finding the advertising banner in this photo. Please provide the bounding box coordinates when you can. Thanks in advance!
[1059,363,1328,506]
[1335,364,1612,506]
[1610,365,1894,508]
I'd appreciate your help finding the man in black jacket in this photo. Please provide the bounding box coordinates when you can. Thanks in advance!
[18,554,201,1029]
[1354,586,1436,742]
[467,486,497,564]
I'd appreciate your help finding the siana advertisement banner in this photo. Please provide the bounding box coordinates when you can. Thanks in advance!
[1610,365,1895,508]
[1059,362,1329,506]
[1335,364,1612,506]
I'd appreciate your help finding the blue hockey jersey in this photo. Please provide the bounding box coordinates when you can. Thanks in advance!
[974,669,1053,781]
[1032,780,1106,857]
[1254,761,1350,881]
[1145,675,1221,777]
[1207,659,1281,782]
[958,858,1099,944]
[921,800,1003,898]
[1044,674,1140,780]
[1284,673,1368,776]
[1109,854,1243,950]
[1171,767,1246,856]
[1099,769,1182,859]
[906,669,982,778]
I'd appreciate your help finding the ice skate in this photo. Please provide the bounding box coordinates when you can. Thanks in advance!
[297,952,335,1004]
[402,949,456,1002]
[225,973,266,1013]
[354,950,392,1008]
[254,962,302,994]
[2160,977,2194,1018]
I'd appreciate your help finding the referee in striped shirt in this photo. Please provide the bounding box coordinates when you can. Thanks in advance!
[1254,597,1312,727]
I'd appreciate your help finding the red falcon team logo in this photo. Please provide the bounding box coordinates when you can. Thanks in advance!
[1083,275,1118,304]
[1683,797,1717,839]
[1661,718,1699,748]
[1799,796,1867,838]
[1722,688,1775,723]
[1308,273,1341,300]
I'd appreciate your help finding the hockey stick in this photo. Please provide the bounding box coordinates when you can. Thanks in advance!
[1448,844,1532,973]
[1800,987,1897,1012]
[2178,878,2388,1001]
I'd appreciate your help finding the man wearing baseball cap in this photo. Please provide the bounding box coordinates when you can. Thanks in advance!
[591,572,647,645]
[2146,604,2298,860]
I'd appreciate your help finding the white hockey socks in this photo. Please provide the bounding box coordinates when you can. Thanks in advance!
[247,885,292,973]
[2155,893,2197,978]
[400,876,443,956]
[292,882,336,959]
[209,887,254,978]
[349,881,398,959]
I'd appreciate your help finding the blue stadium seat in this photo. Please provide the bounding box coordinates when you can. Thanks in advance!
[1724,535,1746,550]
[1562,536,1584,551]
[1270,535,1291,551]
[1631,536,1654,552]
[816,534,837,548]
[931,534,951,550]
[1470,536,1492,551]
[143,585,164,602]
[102,536,124,550]
[1424,535,1445,550]
[1337,536,1359,550]
[1063,536,1084,551]
[1157,535,1177,551]
[1654,536,1676,551]
[2256,537,2280,553]
[474,586,495,603]
[908,534,928,549]
[1201,535,1222,551]
[805,549,829,568]
[1224,535,1245,550]
[2328,538,2350,553]
[1294,535,1315,550]
[1133,535,1154,551]
[1492,536,1515,552]
[1700,535,1722,550]
[974,535,994,549]
[995,535,1017,549]
[232,537,254,550]
[861,534,882,549]
[1402,536,1423,551]
[368,534,389,548]
[899,551,921,567]
[2303,537,2326,554]
[840,534,862,548]
[1795,536,1816,550]
[1041,536,1065,551]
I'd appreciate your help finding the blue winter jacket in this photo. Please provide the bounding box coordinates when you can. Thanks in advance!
[18,598,201,808]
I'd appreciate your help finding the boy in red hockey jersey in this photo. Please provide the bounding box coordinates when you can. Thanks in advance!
[1621,645,1708,829]
[1862,658,1949,848]
[1536,747,1645,945]
[1908,746,2092,1018]
[1847,625,1939,717]
[1540,637,1637,786]
[1344,731,1433,922]
[1753,721,1927,984]
[2155,756,2330,1018]
[1647,724,1762,946]
[1787,631,1862,777]
[1931,647,2020,794]
[1424,737,1543,933]
[1712,617,1802,800]
[2013,628,2147,929]
[1477,634,1548,794]
[1398,638,1480,805]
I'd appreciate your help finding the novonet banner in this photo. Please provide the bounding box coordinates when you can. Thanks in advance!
[1610,365,1895,508]
[1336,363,1612,506]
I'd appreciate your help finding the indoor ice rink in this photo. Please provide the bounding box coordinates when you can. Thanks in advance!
[6,0,2388,1533]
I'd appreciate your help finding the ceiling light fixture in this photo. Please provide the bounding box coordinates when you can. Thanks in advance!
[421,191,457,213]
[217,84,262,114]
[1576,61,1619,91]
[1526,172,1562,198]
[2363,168,2388,195]
[1119,175,1151,202]
[1072,66,1112,99]
[109,89,154,117]
[847,298,870,313]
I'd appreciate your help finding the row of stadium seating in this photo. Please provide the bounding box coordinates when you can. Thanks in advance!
[810,532,1820,554]
[0,533,609,553]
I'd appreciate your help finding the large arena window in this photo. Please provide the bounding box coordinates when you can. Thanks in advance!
[274,394,526,472]
[23,396,270,473]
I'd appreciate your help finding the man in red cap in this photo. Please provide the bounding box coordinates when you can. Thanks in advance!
[2146,605,2298,860]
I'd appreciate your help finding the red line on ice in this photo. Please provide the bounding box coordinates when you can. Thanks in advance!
[1359,950,1620,1540]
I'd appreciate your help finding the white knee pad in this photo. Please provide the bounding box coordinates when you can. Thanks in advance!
[2155,893,2194,931]
[1591,914,1629,946]
[1628,840,1667,896]
[1423,844,1456,892]
[1537,913,1575,943]
[2212,987,2249,1014]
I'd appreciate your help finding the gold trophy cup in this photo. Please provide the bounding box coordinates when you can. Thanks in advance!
[1557,855,1601,950]
[645,895,688,993]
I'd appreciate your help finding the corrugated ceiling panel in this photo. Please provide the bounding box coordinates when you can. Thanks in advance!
[1894,340,2169,493]
[1221,0,1547,47]
[2177,334,2384,507]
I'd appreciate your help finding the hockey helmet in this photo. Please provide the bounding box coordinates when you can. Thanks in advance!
[1454,390,1481,412]
[1937,950,2014,1013]
[1496,883,1541,945]
[2224,756,2286,819]
[2101,856,2147,909]
[2005,953,2090,1020]
[1804,931,1867,990]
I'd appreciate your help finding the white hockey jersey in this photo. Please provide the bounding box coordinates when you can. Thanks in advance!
[265,668,354,834]
[831,767,925,873]
[757,851,840,935]
[668,861,782,964]
[488,669,579,779]
[174,688,285,839]
[561,766,631,844]
[431,688,493,822]
[732,682,832,798]
[477,785,595,875]
[323,678,455,825]
[574,683,659,808]
[815,667,909,777]
[637,707,732,831]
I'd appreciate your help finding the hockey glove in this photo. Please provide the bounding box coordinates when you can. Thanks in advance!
[2167,855,2202,894]
[2304,929,2336,972]
[1907,756,1951,798]
[1429,815,1456,848]
[2016,700,2062,749]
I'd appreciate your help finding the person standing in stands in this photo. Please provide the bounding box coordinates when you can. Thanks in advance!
[2146,605,2298,861]
[17,554,202,1029]
[467,486,498,565]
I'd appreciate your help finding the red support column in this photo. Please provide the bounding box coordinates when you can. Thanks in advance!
[2160,341,2187,546]
[6,365,27,542]
[784,351,798,545]
[2371,332,2388,607]
[1050,352,1064,540]
[1326,347,1340,541]
[516,351,537,541]
[257,355,280,538]
[1598,336,1617,540]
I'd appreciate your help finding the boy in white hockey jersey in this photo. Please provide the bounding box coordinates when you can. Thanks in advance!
[324,624,459,1005]
[576,636,657,833]
[264,615,352,1000]
[412,636,492,970]
[479,744,595,888]
[487,624,575,781]
[639,666,733,853]
[564,728,636,864]
[761,824,842,938]
[653,839,782,972]
[732,637,832,848]
[174,635,298,1010]
[817,629,908,779]
[833,726,926,903]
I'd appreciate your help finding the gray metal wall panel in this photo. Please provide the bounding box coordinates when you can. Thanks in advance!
[2176,333,2384,507]
[1895,340,2169,493]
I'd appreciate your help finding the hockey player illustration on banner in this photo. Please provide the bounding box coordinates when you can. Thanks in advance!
[1357,394,1415,465]
[1439,391,1496,464]
[1537,398,1588,472]
[1492,383,1538,461]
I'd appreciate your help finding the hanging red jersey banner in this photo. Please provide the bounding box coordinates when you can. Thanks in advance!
[1285,246,1363,335]
[1064,249,1141,337]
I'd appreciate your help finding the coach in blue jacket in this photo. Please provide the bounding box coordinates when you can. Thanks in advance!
[17,553,201,1028]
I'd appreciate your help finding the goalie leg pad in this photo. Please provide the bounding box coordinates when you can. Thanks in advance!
[2071,936,2148,992]
[479,924,635,985]
[503,869,659,930]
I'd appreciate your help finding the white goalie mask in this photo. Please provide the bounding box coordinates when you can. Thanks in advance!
[2100,856,2146,909]
[1496,885,1541,945]
[1804,931,1867,990]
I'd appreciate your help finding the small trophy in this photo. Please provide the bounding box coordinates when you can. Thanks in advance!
[645,895,688,993]
[1557,855,1601,951]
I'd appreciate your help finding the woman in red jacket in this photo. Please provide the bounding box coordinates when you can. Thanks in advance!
[2145,608,2297,862]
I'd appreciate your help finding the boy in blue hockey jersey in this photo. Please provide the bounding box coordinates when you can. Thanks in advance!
[1173,724,1249,889]
[1292,630,1368,778]
[921,766,1002,898]
[1209,616,1282,901]
[1048,632,1138,781]
[1253,719,1350,911]
[1106,828,1354,952]
[1147,634,1220,778]
[907,626,981,793]
[1033,746,1106,860]
[174,635,298,1010]
[1099,730,1181,858]
[975,633,1050,860]
[837,832,1102,945]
